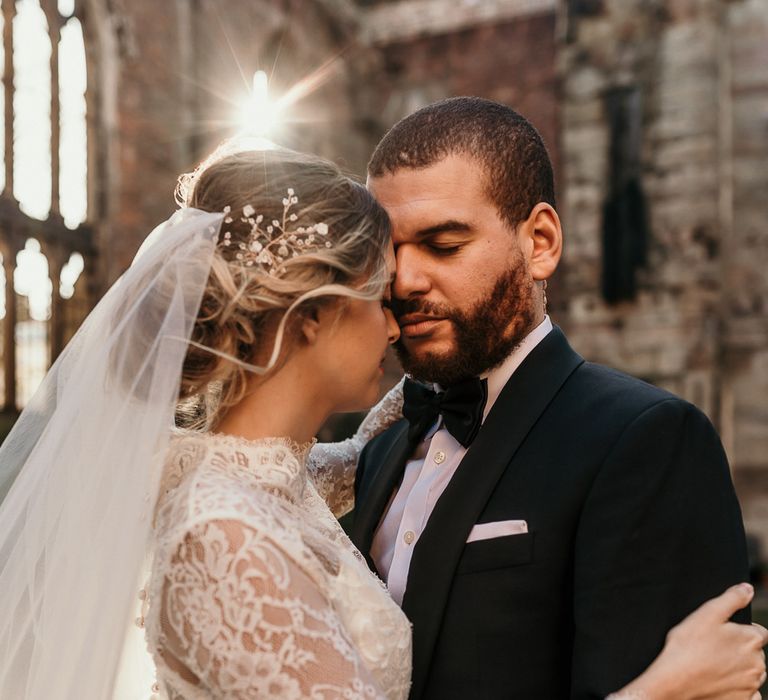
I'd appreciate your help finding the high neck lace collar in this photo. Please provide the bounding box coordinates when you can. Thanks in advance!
[172,428,317,464]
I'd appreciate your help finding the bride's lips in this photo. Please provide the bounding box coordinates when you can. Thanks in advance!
[397,314,446,338]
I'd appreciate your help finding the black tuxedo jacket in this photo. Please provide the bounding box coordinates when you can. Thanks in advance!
[351,328,749,700]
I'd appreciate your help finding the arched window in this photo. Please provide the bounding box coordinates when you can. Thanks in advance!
[0,0,93,413]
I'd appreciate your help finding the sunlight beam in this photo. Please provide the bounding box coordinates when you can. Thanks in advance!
[236,70,282,137]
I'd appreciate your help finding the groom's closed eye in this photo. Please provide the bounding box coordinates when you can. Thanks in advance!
[416,223,473,258]
[426,243,464,256]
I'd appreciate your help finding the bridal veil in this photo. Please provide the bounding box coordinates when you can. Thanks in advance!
[0,208,224,699]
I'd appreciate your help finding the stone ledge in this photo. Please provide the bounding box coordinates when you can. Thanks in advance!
[361,0,556,45]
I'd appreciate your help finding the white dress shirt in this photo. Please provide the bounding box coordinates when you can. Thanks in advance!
[370,316,553,604]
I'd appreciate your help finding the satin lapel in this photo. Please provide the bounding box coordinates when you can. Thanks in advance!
[402,328,584,699]
[351,420,412,572]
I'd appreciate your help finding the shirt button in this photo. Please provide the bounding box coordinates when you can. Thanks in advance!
[403,530,416,545]
[434,450,446,465]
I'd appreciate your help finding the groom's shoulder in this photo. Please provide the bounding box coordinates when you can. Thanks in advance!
[575,360,673,398]
[567,359,691,421]
[556,361,721,451]
[548,327,683,416]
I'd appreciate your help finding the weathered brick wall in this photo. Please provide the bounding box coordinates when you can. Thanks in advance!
[88,0,188,283]
[115,2,187,210]
[92,0,368,279]
[361,12,560,183]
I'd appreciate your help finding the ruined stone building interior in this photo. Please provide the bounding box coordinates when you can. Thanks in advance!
[0,0,766,586]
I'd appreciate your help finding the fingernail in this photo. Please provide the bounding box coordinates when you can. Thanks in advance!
[738,582,754,595]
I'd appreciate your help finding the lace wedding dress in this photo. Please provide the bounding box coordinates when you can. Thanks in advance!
[145,382,411,700]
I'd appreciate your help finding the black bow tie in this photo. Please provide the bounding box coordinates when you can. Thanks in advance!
[402,376,488,448]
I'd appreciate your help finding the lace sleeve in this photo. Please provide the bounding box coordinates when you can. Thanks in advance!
[307,377,404,517]
[160,518,385,699]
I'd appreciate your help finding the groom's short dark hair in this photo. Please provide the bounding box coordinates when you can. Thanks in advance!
[367,96,555,229]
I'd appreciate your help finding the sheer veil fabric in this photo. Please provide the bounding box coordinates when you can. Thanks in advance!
[0,208,224,699]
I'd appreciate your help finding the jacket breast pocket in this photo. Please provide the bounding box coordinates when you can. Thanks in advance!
[455,531,535,575]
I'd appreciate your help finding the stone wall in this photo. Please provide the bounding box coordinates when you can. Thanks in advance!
[361,9,560,184]
[558,0,768,547]
[559,0,722,412]
[86,0,369,280]
[722,0,768,547]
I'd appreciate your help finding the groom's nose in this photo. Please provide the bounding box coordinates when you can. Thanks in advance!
[393,245,431,300]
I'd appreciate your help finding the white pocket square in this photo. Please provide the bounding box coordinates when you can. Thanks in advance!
[466,519,528,543]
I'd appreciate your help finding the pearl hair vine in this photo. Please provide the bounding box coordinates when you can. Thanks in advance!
[218,188,332,275]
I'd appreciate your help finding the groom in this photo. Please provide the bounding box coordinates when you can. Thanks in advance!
[350,97,750,699]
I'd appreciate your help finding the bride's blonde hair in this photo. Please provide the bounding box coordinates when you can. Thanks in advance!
[176,147,391,429]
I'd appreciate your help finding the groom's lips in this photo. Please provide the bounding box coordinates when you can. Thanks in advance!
[398,314,446,338]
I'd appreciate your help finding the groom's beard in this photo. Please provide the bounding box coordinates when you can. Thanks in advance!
[392,263,536,387]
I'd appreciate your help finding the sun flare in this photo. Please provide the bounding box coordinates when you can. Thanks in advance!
[236,70,282,137]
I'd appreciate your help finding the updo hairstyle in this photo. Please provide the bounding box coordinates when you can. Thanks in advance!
[176,147,391,429]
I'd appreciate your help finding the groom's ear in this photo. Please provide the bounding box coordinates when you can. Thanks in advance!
[519,202,562,282]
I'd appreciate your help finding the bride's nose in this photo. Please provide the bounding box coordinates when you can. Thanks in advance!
[385,308,400,344]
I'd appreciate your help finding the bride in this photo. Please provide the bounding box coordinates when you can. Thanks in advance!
[0,145,764,699]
